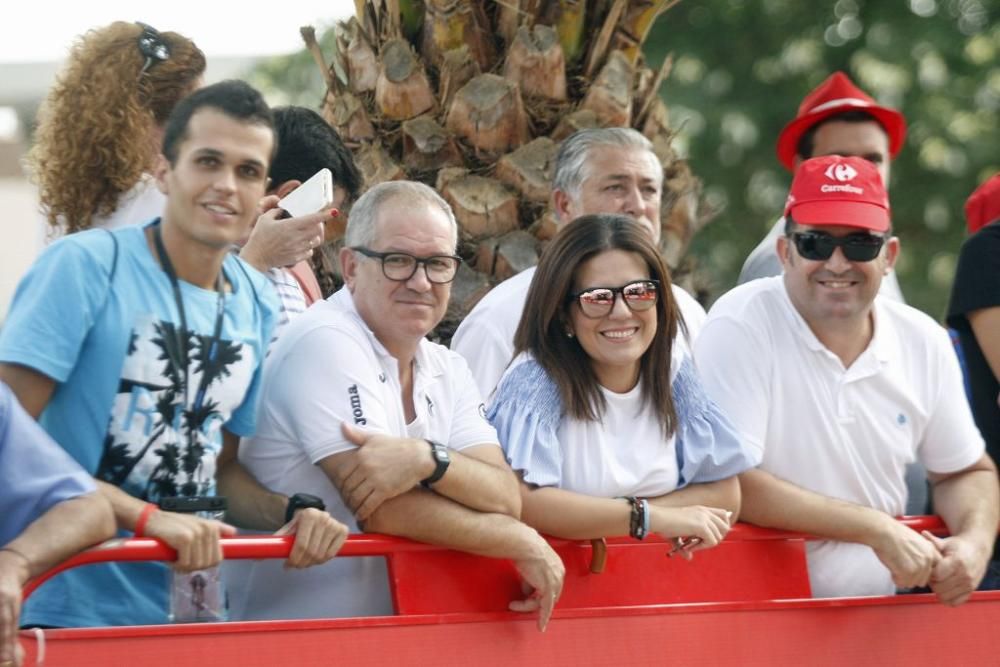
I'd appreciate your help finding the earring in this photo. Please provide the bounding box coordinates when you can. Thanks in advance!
[566,330,574,338]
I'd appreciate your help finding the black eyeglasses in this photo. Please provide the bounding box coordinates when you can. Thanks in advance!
[351,247,462,284]
[569,280,660,319]
[136,22,170,78]
[790,231,886,263]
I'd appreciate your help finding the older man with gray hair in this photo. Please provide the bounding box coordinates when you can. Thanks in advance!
[452,127,707,398]
[228,181,564,629]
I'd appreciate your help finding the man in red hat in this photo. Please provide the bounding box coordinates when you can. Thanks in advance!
[696,155,998,605]
[738,72,906,303]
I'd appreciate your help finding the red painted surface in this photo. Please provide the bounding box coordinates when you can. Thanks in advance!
[20,516,990,667]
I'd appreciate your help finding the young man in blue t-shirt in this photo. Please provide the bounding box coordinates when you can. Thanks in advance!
[0,80,347,627]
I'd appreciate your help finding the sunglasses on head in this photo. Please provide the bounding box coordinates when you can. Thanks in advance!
[790,231,886,263]
[569,280,660,319]
[136,22,170,78]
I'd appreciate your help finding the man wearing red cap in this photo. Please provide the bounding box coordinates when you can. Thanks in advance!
[738,71,906,303]
[695,155,998,604]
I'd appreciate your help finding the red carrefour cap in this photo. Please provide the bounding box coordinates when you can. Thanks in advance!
[784,155,890,232]
[776,71,907,171]
[965,173,1000,234]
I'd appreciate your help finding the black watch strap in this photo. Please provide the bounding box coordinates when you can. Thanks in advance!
[285,492,326,524]
[420,440,451,487]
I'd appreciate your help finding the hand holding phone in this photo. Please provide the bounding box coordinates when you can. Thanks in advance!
[277,168,334,217]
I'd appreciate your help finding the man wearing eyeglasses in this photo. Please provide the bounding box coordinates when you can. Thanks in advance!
[232,181,564,629]
[695,155,998,606]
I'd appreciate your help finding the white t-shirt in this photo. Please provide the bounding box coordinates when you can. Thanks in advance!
[556,373,680,499]
[694,276,985,598]
[451,266,708,399]
[226,287,500,621]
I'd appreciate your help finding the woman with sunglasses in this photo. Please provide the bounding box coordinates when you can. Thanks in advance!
[30,22,205,235]
[487,214,755,553]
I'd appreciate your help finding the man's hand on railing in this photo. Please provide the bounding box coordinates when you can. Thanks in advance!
[0,549,29,667]
[507,529,565,632]
[143,510,238,573]
[922,531,992,606]
[869,513,941,589]
[275,508,349,569]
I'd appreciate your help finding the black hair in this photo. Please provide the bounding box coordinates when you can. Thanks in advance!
[162,79,275,164]
[795,110,886,161]
[269,106,363,200]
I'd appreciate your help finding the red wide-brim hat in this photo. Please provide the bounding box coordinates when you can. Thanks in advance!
[965,173,1000,234]
[776,72,907,172]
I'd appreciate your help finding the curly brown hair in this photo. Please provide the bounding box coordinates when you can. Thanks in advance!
[29,21,206,233]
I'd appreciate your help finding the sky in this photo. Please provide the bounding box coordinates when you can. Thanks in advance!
[0,1,356,64]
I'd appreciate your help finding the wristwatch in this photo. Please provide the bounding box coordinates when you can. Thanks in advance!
[285,492,326,523]
[420,440,451,487]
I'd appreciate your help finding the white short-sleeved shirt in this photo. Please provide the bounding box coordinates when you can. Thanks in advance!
[94,175,166,231]
[555,367,680,499]
[451,266,708,399]
[694,276,985,598]
[226,287,500,621]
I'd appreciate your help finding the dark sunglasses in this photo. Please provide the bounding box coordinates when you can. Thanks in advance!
[136,22,170,78]
[790,231,886,263]
[570,280,660,319]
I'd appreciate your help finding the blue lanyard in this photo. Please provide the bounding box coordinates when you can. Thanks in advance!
[152,221,226,418]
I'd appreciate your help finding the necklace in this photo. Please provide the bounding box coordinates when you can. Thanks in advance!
[152,221,227,424]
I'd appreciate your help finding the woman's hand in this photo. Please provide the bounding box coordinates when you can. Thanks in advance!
[649,505,732,559]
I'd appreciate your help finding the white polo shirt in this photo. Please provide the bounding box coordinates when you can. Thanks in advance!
[694,276,984,598]
[451,266,708,399]
[226,287,500,621]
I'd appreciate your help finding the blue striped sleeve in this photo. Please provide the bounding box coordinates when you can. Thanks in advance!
[672,355,760,487]
[487,359,565,488]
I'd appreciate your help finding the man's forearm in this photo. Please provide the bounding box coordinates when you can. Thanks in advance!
[365,487,543,561]
[216,437,287,531]
[932,467,1000,551]
[2,493,115,579]
[430,447,521,518]
[739,468,889,545]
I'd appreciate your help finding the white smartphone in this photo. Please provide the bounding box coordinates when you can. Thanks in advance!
[277,167,334,218]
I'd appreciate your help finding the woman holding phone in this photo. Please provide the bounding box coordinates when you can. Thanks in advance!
[487,214,755,553]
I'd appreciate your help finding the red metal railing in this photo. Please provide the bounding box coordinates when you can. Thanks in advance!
[20,516,1000,667]
[24,516,949,605]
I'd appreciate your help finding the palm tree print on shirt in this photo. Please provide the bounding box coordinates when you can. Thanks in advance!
[96,313,255,501]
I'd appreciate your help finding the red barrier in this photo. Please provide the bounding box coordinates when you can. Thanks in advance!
[23,517,950,611]
[20,516,992,667]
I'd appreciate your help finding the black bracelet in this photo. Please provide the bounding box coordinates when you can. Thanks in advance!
[625,497,647,540]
